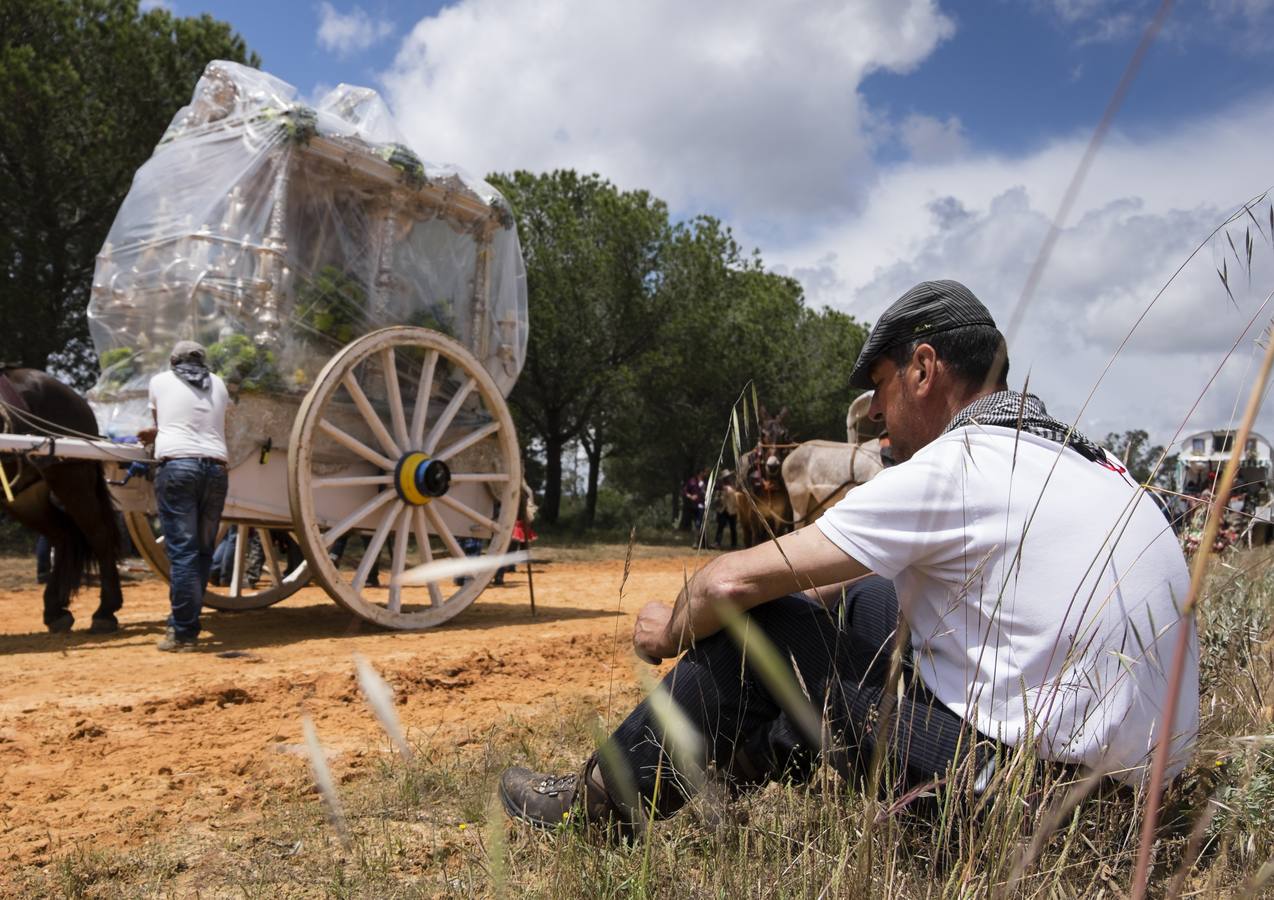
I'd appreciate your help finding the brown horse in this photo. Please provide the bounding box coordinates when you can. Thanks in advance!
[0,367,123,633]
[736,406,795,547]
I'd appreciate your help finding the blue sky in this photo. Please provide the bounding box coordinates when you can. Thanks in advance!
[866,2,1274,159]
[148,0,1274,444]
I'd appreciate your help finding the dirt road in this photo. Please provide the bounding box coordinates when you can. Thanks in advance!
[0,547,700,869]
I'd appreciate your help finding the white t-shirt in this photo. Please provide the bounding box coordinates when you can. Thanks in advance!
[148,369,229,462]
[816,425,1198,785]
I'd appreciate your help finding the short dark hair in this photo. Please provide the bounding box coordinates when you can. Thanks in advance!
[883,323,1009,388]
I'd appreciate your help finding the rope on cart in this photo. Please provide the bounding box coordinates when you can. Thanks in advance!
[0,398,146,464]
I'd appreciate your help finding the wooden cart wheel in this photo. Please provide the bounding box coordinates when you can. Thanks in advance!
[289,326,521,630]
[123,511,310,610]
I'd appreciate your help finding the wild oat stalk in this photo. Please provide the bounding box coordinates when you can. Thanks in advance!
[354,654,413,761]
[604,526,638,727]
[301,713,351,850]
[483,790,510,898]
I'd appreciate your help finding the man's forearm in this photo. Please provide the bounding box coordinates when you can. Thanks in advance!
[658,526,873,655]
[663,565,726,654]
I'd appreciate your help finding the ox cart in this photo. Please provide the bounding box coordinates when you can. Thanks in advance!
[0,61,527,630]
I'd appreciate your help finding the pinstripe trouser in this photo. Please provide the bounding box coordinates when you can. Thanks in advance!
[598,576,1000,819]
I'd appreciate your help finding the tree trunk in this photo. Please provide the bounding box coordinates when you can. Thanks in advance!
[583,431,603,528]
[542,434,564,525]
[677,464,692,531]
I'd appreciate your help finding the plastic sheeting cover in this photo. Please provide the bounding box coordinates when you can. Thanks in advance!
[88,60,527,438]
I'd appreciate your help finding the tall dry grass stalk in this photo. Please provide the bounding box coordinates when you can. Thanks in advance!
[300,713,351,850]
[354,653,413,761]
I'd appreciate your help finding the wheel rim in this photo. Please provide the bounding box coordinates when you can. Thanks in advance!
[289,326,520,630]
[123,511,310,610]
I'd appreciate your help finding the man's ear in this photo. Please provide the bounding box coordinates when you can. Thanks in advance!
[910,343,939,397]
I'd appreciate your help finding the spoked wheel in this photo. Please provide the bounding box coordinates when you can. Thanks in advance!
[289,326,520,630]
[123,511,311,610]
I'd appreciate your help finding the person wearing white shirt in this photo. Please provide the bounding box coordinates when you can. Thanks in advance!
[497,280,1198,833]
[140,341,229,652]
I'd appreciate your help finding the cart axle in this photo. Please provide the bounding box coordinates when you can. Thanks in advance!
[394,451,450,505]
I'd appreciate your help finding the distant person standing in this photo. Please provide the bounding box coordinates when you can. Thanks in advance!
[682,469,707,544]
[712,470,739,550]
[139,341,229,652]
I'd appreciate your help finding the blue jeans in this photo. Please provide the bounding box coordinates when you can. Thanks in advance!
[156,458,228,639]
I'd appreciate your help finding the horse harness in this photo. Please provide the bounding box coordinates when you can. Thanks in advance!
[745,440,798,499]
[761,442,884,528]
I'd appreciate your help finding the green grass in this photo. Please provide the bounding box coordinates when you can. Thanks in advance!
[16,549,1274,898]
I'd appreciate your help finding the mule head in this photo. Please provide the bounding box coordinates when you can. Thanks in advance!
[755,408,794,481]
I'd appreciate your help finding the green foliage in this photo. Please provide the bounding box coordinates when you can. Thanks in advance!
[379,143,426,188]
[96,345,137,387]
[489,169,870,526]
[1103,428,1176,486]
[0,0,259,387]
[605,216,868,506]
[1208,748,1274,858]
[280,104,317,144]
[790,306,869,440]
[489,170,670,524]
[207,334,280,392]
[294,265,365,345]
[405,303,453,335]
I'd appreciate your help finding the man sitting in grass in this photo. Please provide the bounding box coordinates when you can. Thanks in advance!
[500,280,1199,832]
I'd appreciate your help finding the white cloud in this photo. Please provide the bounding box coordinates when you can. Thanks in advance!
[1036,0,1139,42]
[139,0,174,12]
[770,96,1274,445]
[375,0,1274,448]
[1047,0,1117,22]
[381,0,954,229]
[1206,0,1274,19]
[897,113,968,163]
[317,2,393,58]
[1041,0,1274,47]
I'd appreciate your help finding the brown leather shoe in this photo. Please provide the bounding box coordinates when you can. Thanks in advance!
[498,756,619,830]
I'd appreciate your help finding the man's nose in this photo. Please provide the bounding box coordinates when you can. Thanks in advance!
[867,396,885,423]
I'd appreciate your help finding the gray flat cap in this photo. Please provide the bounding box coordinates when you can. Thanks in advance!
[170,340,207,364]
[848,280,996,389]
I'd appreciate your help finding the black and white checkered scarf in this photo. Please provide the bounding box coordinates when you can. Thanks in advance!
[943,390,1107,465]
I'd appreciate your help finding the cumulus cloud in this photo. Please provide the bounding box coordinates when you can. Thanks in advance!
[381,0,954,230]
[770,96,1274,444]
[898,113,968,164]
[1040,0,1274,49]
[375,0,1274,445]
[317,2,393,57]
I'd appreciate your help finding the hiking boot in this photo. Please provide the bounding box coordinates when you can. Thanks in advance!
[499,757,620,832]
[156,629,197,653]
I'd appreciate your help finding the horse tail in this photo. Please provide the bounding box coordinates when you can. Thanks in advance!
[49,463,119,603]
[49,508,91,602]
[93,462,121,563]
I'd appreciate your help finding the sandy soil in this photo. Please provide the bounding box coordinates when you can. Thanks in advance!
[0,548,701,870]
